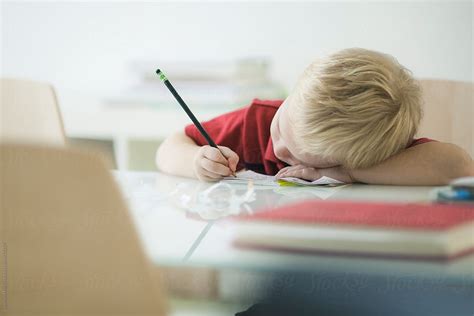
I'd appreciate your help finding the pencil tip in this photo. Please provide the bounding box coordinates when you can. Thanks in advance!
[156,69,161,74]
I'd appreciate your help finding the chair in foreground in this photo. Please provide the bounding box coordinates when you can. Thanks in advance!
[0,144,167,315]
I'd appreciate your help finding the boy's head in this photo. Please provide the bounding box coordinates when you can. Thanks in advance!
[271,48,422,169]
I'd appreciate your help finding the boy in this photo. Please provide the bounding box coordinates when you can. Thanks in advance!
[156,48,473,185]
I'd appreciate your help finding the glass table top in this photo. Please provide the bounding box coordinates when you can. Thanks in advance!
[113,171,474,281]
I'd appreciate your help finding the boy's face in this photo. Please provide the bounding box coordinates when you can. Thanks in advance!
[270,99,339,168]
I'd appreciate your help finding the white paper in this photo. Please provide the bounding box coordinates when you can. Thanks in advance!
[223,170,277,186]
[280,176,344,186]
[223,170,344,186]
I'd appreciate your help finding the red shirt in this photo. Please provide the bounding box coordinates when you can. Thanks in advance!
[185,99,432,175]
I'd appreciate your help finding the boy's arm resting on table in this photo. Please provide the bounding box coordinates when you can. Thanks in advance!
[156,132,201,178]
[156,132,239,181]
[349,142,474,185]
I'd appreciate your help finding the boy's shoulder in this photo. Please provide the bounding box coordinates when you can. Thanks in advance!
[248,98,284,110]
[243,99,283,128]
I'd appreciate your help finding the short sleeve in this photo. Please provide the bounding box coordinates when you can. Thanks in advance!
[184,106,247,160]
[407,137,435,148]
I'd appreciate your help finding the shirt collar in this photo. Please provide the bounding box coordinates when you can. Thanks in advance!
[264,137,288,169]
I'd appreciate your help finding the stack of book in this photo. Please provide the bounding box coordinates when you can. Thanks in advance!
[230,200,474,261]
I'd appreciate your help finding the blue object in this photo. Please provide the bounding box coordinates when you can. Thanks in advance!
[437,188,474,202]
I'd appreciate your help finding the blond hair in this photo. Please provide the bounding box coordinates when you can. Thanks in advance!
[291,48,422,169]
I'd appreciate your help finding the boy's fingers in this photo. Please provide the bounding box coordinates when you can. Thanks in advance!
[201,158,232,176]
[203,147,228,165]
[218,146,238,159]
[198,167,222,181]
[276,165,305,178]
[276,166,292,178]
[285,167,321,181]
[218,147,240,171]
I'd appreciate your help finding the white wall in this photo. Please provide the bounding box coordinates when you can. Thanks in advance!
[2,1,473,98]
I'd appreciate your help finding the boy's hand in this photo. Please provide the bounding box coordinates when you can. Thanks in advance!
[193,145,239,181]
[276,164,354,183]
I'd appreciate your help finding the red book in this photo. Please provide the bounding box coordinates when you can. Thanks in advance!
[231,200,474,261]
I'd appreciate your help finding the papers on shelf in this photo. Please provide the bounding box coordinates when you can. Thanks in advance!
[223,170,344,186]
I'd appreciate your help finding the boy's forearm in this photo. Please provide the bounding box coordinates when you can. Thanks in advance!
[156,132,200,178]
[350,142,474,185]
